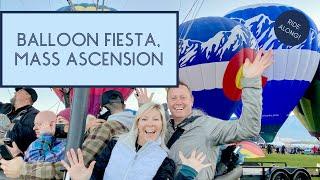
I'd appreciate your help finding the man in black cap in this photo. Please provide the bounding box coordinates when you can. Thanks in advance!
[0,88,39,152]
[97,90,125,120]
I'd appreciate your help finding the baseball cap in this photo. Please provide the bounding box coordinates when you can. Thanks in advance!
[15,87,38,103]
[101,90,124,106]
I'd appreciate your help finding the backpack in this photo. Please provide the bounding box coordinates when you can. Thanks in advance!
[215,145,240,177]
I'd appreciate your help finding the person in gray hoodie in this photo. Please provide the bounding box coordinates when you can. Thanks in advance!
[135,50,273,179]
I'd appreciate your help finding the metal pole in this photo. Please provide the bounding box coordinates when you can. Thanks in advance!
[64,88,89,153]
[67,0,75,11]
[63,88,89,180]
[96,0,99,11]
[101,0,105,11]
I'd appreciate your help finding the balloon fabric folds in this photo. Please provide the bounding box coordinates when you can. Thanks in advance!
[236,141,265,159]
[294,33,320,139]
[294,89,320,139]
[53,88,133,116]
[225,4,320,142]
[179,17,259,120]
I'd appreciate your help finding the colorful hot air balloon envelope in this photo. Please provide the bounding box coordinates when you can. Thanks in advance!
[57,3,116,11]
[225,4,320,142]
[293,34,320,139]
[236,141,265,159]
[179,17,259,119]
[53,88,133,116]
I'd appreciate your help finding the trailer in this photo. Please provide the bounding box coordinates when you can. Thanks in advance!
[241,162,320,180]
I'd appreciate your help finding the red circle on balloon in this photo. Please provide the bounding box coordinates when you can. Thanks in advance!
[223,48,268,101]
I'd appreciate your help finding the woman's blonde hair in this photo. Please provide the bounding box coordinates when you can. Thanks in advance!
[125,102,168,151]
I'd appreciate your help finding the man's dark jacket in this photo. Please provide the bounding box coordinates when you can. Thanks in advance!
[0,102,39,152]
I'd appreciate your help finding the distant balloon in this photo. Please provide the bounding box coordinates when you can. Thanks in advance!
[179,17,259,119]
[236,141,265,159]
[57,3,116,11]
[53,88,133,116]
[225,4,320,142]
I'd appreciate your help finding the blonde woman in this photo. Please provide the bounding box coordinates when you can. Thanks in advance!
[62,102,210,180]
[63,102,174,180]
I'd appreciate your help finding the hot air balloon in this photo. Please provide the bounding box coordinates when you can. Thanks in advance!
[57,2,116,11]
[179,17,260,120]
[52,88,133,116]
[225,4,320,142]
[293,32,320,140]
[236,141,265,159]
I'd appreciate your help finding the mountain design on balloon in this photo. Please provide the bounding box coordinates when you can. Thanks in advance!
[318,33,320,48]
[230,14,318,50]
[179,24,257,68]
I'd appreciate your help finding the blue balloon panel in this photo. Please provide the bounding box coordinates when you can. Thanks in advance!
[225,4,320,142]
[179,17,259,120]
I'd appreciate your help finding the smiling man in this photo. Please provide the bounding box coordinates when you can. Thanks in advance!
[168,50,273,179]
[135,50,274,179]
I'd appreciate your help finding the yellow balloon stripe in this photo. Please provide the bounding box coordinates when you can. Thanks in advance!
[235,65,243,89]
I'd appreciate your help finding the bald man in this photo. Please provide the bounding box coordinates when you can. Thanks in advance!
[23,111,66,163]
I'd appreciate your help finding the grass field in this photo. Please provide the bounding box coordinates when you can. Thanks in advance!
[245,153,320,179]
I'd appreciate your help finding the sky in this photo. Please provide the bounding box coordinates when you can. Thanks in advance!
[0,0,320,144]
[0,0,319,27]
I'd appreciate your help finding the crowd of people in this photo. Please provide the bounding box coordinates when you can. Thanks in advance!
[265,144,320,155]
[0,50,273,179]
